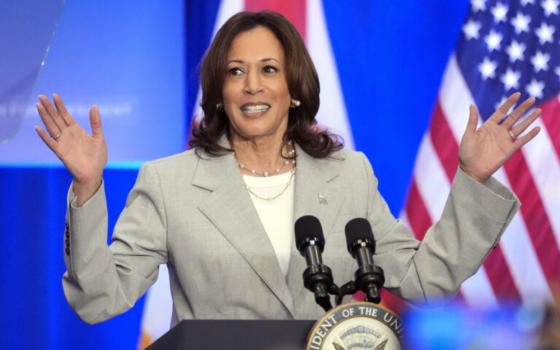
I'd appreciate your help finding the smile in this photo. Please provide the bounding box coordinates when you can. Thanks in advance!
[240,103,271,114]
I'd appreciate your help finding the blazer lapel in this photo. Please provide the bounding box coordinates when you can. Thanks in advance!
[193,151,295,316]
[286,146,346,309]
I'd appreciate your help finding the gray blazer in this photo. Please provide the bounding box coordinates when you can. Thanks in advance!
[62,145,519,325]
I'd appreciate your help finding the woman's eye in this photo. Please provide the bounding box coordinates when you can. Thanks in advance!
[228,67,243,76]
[263,65,278,74]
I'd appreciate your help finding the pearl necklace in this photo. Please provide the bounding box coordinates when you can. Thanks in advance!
[236,142,296,200]
[236,145,296,177]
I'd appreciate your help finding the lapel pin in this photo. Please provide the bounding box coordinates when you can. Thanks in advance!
[318,194,328,205]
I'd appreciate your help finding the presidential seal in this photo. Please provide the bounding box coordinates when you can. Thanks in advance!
[305,302,402,350]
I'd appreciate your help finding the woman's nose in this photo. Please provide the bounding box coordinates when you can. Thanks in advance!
[243,69,263,94]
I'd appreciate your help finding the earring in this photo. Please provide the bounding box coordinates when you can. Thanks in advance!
[216,102,223,111]
[291,98,301,108]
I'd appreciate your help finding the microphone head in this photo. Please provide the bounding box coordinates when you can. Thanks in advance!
[294,215,325,253]
[345,218,375,255]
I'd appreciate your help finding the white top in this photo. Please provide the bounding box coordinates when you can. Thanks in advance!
[243,171,295,277]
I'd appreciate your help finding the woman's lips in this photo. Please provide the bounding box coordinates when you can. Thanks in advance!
[240,103,271,117]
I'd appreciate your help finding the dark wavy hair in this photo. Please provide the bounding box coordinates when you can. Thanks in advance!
[189,11,343,158]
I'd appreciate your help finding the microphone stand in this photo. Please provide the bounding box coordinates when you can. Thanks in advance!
[303,264,340,312]
[336,265,385,305]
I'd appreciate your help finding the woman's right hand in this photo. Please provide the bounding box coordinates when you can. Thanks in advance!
[35,94,108,205]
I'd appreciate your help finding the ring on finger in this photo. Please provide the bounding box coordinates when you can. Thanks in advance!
[508,130,515,140]
[53,133,61,141]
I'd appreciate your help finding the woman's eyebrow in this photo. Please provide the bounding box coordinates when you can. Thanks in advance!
[260,58,279,63]
[226,58,280,65]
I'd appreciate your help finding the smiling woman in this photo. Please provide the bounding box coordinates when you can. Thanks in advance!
[222,26,293,166]
[191,11,342,161]
[35,10,540,340]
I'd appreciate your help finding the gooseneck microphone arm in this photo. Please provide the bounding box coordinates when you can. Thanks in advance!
[342,218,385,304]
[294,215,338,312]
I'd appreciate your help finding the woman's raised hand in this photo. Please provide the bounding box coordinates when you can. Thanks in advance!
[459,92,541,183]
[35,94,108,204]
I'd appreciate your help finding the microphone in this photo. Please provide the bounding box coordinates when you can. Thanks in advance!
[295,215,334,311]
[345,218,385,303]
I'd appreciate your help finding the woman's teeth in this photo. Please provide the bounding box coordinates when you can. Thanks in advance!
[241,104,270,113]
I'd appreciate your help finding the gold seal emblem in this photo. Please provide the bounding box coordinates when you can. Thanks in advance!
[305,302,402,350]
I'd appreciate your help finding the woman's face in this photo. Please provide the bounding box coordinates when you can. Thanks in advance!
[222,26,291,143]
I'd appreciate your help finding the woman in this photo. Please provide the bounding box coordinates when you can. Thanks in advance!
[35,11,540,325]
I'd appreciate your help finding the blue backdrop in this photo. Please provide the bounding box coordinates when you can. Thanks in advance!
[0,0,469,348]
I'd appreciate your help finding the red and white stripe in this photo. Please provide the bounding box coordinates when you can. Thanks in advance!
[141,0,352,345]
[402,55,560,308]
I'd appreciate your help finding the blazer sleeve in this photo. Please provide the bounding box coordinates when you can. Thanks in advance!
[358,153,520,303]
[62,163,168,324]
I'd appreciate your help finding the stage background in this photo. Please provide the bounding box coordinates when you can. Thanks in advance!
[1,0,474,348]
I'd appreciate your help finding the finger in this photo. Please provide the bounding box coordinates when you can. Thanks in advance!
[39,95,64,130]
[53,93,76,126]
[466,104,479,134]
[36,103,61,138]
[489,92,521,123]
[89,105,103,137]
[502,96,536,129]
[513,126,541,150]
[511,108,541,136]
[34,125,59,153]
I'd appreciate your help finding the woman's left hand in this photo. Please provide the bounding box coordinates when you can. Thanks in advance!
[459,92,541,183]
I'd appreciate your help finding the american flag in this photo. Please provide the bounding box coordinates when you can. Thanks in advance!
[402,0,560,306]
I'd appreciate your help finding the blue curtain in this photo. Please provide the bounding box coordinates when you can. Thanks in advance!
[0,168,144,349]
[1,0,190,347]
